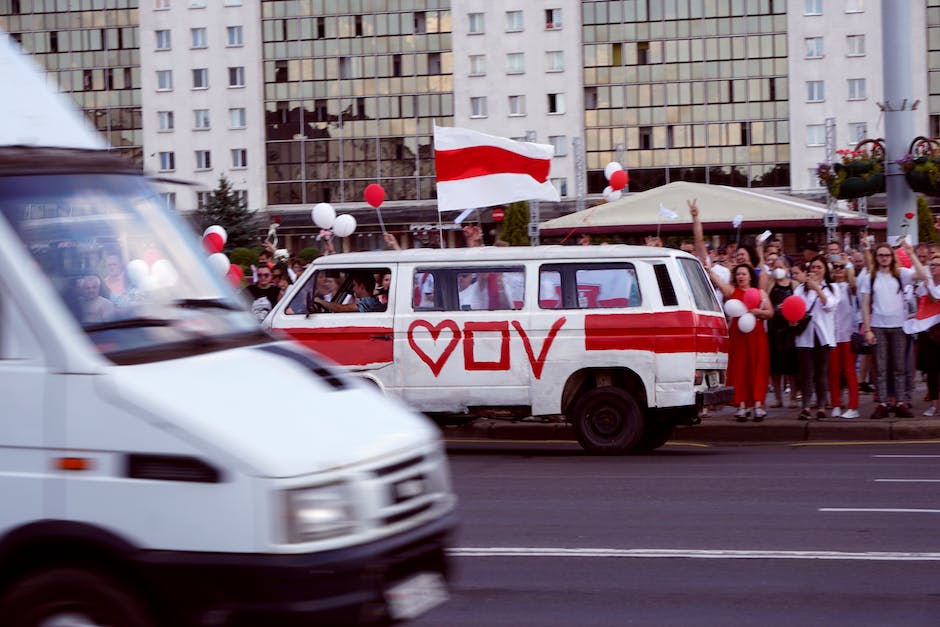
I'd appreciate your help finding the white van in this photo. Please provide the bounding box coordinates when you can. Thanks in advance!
[266,246,733,454]
[0,34,455,627]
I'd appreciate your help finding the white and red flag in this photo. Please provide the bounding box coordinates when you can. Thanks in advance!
[904,293,940,335]
[434,125,560,212]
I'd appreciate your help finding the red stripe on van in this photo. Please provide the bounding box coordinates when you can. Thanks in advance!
[584,312,728,354]
[279,327,394,366]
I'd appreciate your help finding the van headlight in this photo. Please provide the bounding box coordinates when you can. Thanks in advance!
[284,483,355,543]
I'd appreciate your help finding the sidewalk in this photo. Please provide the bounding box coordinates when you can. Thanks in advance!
[441,381,940,444]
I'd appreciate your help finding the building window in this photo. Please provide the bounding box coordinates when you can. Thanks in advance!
[548,135,567,156]
[846,34,865,56]
[845,0,863,12]
[807,124,826,146]
[584,87,598,110]
[192,68,209,89]
[227,26,243,46]
[848,122,867,142]
[470,96,487,118]
[224,0,242,5]
[195,150,212,170]
[158,151,175,171]
[154,0,169,9]
[804,37,823,58]
[193,109,210,129]
[505,10,523,32]
[275,60,288,83]
[156,69,173,90]
[469,54,486,76]
[468,12,484,34]
[639,127,653,150]
[228,66,245,87]
[546,50,564,72]
[231,148,247,168]
[508,95,526,116]
[506,52,525,74]
[196,191,211,209]
[547,93,565,114]
[428,52,442,74]
[159,192,176,210]
[551,178,568,197]
[229,107,246,128]
[155,29,171,50]
[191,27,207,48]
[234,190,248,206]
[339,57,352,79]
[190,0,206,7]
[806,80,825,102]
[545,8,562,29]
[414,11,426,34]
[637,41,650,65]
[158,110,174,131]
[805,0,822,14]
[848,78,866,100]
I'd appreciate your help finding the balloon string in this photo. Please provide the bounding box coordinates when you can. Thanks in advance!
[376,206,386,234]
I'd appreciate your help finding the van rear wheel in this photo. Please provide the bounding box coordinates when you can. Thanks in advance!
[570,386,643,454]
[0,567,157,627]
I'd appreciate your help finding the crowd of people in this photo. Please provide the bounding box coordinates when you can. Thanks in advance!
[686,199,940,422]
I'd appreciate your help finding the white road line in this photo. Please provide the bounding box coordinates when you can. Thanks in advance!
[874,479,940,483]
[820,508,940,514]
[873,454,940,458]
[448,548,940,561]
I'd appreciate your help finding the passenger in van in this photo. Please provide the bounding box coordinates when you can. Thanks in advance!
[375,272,391,306]
[102,253,128,298]
[243,266,280,321]
[78,275,115,324]
[315,272,386,313]
[414,272,435,308]
[457,272,484,310]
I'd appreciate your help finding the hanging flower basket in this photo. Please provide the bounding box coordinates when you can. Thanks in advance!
[899,136,940,196]
[816,139,886,199]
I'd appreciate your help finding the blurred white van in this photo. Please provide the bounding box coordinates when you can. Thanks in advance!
[0,33,455,627]
[267,246,733,454]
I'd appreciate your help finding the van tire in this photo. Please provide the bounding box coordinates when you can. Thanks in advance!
[0,567,157,627]
[570,386,643,454]
[636,422,673,451]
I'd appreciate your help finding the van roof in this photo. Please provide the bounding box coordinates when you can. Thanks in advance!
[312,245,695,265]
[0,32,105,150]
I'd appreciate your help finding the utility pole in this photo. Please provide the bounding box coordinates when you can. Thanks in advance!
[526,130,540,246]
[824,117,838,243]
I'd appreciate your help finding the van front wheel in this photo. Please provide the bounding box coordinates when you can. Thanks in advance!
[570,386,643,454]
[0,567,157,627]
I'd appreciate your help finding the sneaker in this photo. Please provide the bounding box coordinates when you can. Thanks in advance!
[753,408,767,422]
[894,403,914,418]
[734,408,749,422]
[798,408,811,421]
[870,404,889,419]
[859,382,874,394]
[831,407,842,418]
[923,406,938,417]
[841,408,860,419]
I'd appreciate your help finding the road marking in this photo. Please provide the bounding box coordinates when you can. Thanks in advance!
[874,479,940,483]
[820,508,940,514]
[449,547,940,561]
[443,438,710,448]
[873,454,940,458]
[792,440,940,447]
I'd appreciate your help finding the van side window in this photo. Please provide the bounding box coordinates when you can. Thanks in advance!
[414,267,525,312]
[413,270,438,310]
[653,264,679,306]
[540,264,639,309]
[677,257,722,312]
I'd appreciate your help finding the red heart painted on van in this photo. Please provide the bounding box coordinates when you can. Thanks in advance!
[407,319,461,377]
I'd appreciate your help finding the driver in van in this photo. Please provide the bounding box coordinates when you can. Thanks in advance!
[78,275,115,323]
[314,271,386,313]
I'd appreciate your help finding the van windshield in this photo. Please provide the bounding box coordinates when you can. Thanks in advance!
[0,172,264,364]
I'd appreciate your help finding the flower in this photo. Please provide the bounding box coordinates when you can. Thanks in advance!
[816,146,885,199]
[898,141,940,192]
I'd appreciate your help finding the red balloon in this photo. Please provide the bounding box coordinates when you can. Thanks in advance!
[203,232,224,254]
[905,212,915,220]
[226,263,244,288]
[780,295,807,323]
[364,183,386,208]
[743,287,761,309]
[609,169,628,191]
[142,248,163,268]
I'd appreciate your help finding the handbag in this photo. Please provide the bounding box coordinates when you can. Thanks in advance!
[790,294,817,335]
[851,331,872,354]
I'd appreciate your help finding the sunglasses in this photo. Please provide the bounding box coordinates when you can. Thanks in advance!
[257,272,271,278]
[832,264,845,269]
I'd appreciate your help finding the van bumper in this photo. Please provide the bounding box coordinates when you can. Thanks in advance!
[699,385,734,407]
[135,511,457,627]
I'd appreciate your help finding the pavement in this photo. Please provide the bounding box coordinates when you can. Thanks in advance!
[440,380,940,444]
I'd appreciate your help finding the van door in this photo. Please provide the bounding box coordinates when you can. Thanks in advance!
[271,265,396,375]
[395,264,531,412]
[0,284,49,528]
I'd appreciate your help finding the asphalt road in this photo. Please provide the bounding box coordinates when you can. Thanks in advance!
[412,441,940,627]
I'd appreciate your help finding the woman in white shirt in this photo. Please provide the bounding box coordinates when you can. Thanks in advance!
[827,259,860,419]
[792,256,839,420]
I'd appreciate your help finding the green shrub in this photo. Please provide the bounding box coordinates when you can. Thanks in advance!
[297,247,322,263]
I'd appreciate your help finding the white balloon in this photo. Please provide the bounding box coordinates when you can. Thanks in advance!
[723,298,746,318]
[603,188,622,203]
[312,203,336,229]
[737,312,756,333]
[604,161,623,180]
[332,213,357,237]
[126,259,149,284]
[151,259,178,288]
[208,252,230,276]
[203,224,228,245]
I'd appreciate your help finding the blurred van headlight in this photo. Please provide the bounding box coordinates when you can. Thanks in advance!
[284,483,355,543]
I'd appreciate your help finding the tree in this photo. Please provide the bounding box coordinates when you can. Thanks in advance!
[499,202,530,245]
[194,175,259,250]
[917,195,939,243]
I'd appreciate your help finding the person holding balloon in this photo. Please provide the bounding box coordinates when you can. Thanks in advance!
[708,263,773,422]
[790,257,839,421]
[767,256,799,408]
